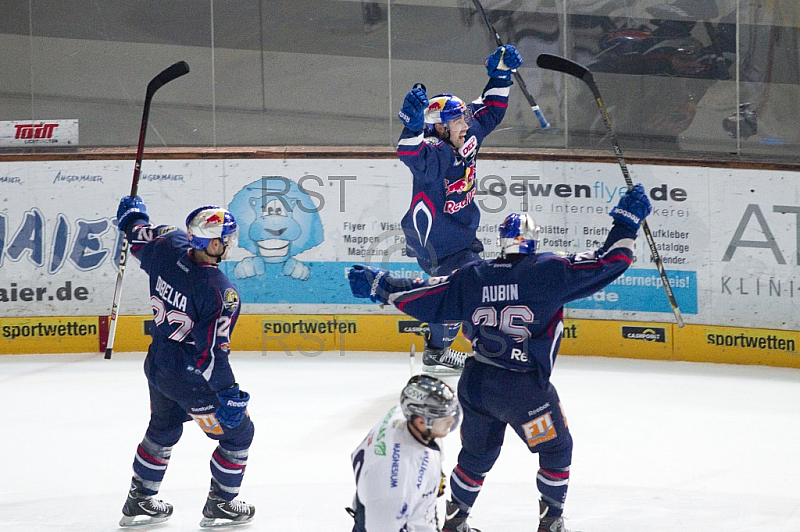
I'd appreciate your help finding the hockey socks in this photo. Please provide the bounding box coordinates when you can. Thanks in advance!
[449,465,486,512]
[210,445,249,499]
[131,436,173,494]
[537,466,570,516]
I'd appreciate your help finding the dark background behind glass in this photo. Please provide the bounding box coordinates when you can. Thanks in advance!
[1,0,796,160]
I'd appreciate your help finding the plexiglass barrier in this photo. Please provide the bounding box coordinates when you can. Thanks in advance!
[1,0,797,160]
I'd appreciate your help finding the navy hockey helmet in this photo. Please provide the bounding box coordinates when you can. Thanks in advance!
[499,213,540,257]
[425,94,474,126]
[186,205,238,251]
[400,375,461,433]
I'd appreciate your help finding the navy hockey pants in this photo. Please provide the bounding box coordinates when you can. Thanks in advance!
[450,357,573,517]
[131,361,254,501]
[418,248,482,349]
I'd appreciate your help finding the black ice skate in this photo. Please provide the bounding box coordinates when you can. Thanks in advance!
[442,500,481,532]
[421,331,468,375]
[200,480,255,527]
[119,478,173,528]
[538,500,571,532]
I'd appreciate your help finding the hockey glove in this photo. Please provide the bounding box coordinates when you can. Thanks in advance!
[610,183,652,232]
[398,87,428,132]
[215,384,250,429]
[485,45,522,80]
[116,195,150,232]
[348,264,391,304]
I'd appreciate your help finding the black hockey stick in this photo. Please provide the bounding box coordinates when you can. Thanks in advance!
[470,0,550,130]
[105,61,190,359]
[536,53,685,328]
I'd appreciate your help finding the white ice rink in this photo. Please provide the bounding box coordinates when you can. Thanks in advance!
[1,350,799,531]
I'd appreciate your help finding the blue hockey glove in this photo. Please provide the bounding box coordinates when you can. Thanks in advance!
[348,264,390,304]
[610,183,652,232]
[398,87,428,132]
[215,384,250,429]
[485,45,522,79]
[116,195,150,232]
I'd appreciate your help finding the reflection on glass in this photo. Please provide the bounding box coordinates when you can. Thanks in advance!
[0,0,797,161]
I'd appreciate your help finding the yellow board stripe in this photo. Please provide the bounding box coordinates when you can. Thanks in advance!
[0,315,797,369]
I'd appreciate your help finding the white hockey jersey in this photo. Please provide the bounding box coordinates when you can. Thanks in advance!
[351,405,445,532]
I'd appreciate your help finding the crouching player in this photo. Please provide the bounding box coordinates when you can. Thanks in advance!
[348,375,461,532]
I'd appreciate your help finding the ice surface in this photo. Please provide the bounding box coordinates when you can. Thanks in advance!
[1,350,799,531]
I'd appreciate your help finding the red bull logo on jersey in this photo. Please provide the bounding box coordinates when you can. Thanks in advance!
[443,165,477,214]
[444,166,476,196]
[444,188,476,214]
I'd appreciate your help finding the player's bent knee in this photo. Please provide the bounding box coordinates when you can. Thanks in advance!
[538,432,573,470]
[457,444,502,475]
[217,416,254,449]
[145,424,183,447]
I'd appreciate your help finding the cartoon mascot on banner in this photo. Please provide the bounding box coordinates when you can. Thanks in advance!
[228,176,324,280]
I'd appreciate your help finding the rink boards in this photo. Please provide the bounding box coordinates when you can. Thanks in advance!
[1,156,799,368]
[0,314,797,369]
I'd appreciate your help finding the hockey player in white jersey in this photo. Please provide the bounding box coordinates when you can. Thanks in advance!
[348,375,461,532]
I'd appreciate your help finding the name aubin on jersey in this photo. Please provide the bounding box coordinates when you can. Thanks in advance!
[482,283,519,303]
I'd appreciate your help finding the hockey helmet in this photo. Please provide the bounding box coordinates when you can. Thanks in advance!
[186,205,238,251]
[499,213,540,257]
[425,94,473,126]
[400,375,461,433]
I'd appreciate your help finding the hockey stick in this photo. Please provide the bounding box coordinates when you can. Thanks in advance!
[535,53,685,328]
[470,0,550,129]
[105,61,191,360]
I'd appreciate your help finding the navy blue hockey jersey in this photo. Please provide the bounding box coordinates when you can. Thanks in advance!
[385,225,636,384]
[125,222,240,392]
[398,77,512,263]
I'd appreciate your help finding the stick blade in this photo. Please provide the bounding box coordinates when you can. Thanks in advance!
[536,53,591,82]
[146,61,190,97]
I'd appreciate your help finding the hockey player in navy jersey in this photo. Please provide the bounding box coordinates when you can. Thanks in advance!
[348,375,461,532]
[349,184,652,532]
[396,44,522,374]
[115,195,255,528]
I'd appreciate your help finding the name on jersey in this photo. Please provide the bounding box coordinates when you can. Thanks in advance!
[416,450,429,489]
[482,283,519,303]
[155,276,187,311]
[390,443,401,488]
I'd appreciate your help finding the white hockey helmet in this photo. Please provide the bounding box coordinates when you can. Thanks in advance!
[186,205,238,251]
[400,375,461,433]
[499,213,540,257]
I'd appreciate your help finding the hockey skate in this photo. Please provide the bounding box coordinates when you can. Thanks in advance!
[421,331,468,375]
[200,480,255,527]
[119,478,173,528]
[538,501,572,532]
[442,500,481,532]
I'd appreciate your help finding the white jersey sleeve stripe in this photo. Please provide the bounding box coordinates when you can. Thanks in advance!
[398,134,424,146]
